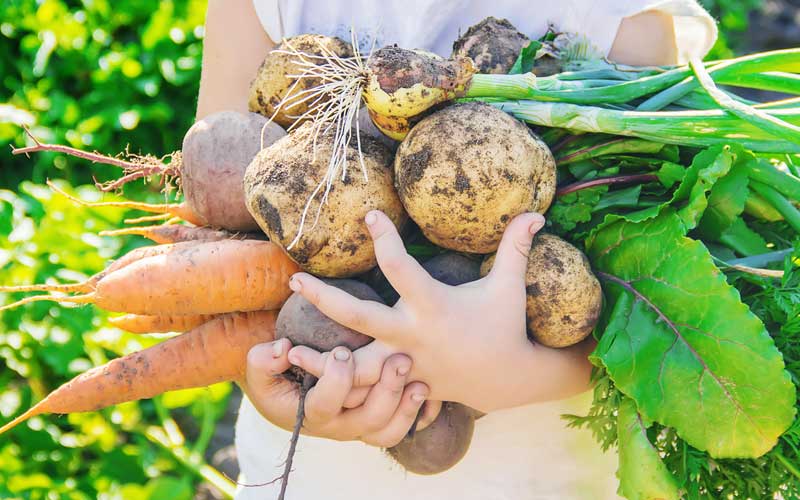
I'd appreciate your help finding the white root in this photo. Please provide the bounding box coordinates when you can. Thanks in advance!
[260,29,375,251]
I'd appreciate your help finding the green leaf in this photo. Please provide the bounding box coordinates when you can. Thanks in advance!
[617,397,680,500]
[508,40,542,75]
[696,165,750,241]
[144,477,192,500]
[718,218,770,256]
[589,210,796,458]
[596,185,641,211]
[548,186,607,232]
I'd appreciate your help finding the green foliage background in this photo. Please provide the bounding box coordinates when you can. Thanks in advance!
[0,1,765,498]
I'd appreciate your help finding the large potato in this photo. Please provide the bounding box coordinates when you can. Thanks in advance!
[481,234,602,348]
[181,111,285,231]
[248,34,354,128]
[394,102,556,253]
[244,122,406,278]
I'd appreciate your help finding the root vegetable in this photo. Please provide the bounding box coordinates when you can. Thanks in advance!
[244,122,406,278]
[0,311,277,435]
[181,111,285,231]
[99,224,264,245]
[108,313,218,334]
[386,401,475,475]
[481,234,602,348]
[451,17,530,74]
[249,34,354,128]
[422,252,481,286]
[363,46,476,119]
[274,279,383,500]
[394,102,556,253]
[0,240,299,316]
[0,240,204,296]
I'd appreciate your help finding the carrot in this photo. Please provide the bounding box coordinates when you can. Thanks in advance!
[99,225,262,245]
[0,239,300,315]
[108,313,218,334]
[0,311,277,435]
[0,241,206,295]
[47,180,204,226]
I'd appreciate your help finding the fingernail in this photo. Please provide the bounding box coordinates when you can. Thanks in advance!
[289,275,301,292]
[529,213,546,234]
[272,341,283,358]
[365,211,378,226]
[333,349,350,362]
[411,393,426,404]
[288,352,299,365]
[397,365,410,377]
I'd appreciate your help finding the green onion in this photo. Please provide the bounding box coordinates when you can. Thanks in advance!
[750,181,800,233]
[745,158,800,201]
[689,59,800,145]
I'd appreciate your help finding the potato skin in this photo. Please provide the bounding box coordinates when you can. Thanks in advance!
[394,102,556,254]
[244,122,407,278]
[181,111,285,231]
[248,34,353,128]
[481,234,603,348]
[451,17,530,74]
[387,402,475,475]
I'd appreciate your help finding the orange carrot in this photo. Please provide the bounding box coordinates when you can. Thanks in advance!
[99,225,260,245]
[47,180,204,226]
[0,241,206,295]
[108,313,218,334]
[0,240,299,315]
[0,311,277,435]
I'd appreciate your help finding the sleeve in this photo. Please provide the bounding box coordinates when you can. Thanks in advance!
[577,0,718,63]
[252,0,284,42]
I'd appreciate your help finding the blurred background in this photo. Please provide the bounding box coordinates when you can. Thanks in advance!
[0,1,793,498]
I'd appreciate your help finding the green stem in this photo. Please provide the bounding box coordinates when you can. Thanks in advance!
[487,100,800,153]
[774,450,800,480]
[192,397,217,456]
[750,181,800,233]
[637,48,800,111]
[744,191,784,222]
[690,59,800,145]
[745,159,800,201]
[729,249,792,267]
[719,71,800,95]
[144,426,237,499]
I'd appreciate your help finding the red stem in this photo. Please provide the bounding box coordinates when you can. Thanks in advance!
[556,174,659,197]
[12,126,144,170]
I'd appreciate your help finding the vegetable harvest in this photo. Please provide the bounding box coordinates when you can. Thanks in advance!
[3,13,800,500]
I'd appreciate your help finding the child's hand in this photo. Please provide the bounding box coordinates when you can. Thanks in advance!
[241,338,441,447]
[286,211,594,413]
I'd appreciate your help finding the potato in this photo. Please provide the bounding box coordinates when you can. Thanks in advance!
[451,17,530,74]
[248,34,354,128]
[422,252,481,286]
[481,234,602,348]
[244,122,407,278]
[387,402,475,475]
[181,111,285,231]
[394,102,556,253]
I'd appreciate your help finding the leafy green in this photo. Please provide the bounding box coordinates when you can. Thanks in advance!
[617,397,680,500]
[508,40,542,75]
[588,210,796,457]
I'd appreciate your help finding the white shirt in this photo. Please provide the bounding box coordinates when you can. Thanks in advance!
[236,2,717,499]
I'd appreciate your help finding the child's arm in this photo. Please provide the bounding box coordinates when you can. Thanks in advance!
[287,211,595,414]
[196,0,274,119]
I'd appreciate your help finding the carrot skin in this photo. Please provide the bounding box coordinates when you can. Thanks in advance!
[94,239,299,315]
[108,313,218,334]
[0,311,276,434]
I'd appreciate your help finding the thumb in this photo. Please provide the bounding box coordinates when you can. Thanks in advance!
[488,212,545,283]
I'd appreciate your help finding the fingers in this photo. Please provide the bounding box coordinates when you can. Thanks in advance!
[289,339,394,388]
[361,382,430,447]
[365,210,439,304]
[304,347,355,425]
[415,399,443,432]
[289,273,401,341]
[245,339,293,389]
[339,354,411,432]
[488,212,545,284]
